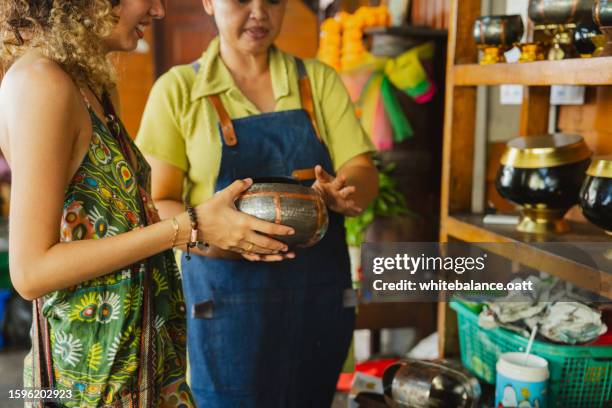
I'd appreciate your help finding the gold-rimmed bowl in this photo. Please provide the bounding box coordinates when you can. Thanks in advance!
[580,156,612,234]
[495,134,592,233]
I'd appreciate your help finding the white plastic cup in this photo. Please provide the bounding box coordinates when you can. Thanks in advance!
[495,352,549,407]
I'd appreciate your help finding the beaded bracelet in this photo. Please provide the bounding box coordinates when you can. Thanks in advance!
[185,206,199,261]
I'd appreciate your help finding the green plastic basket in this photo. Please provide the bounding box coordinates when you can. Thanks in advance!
[450,300,612,408]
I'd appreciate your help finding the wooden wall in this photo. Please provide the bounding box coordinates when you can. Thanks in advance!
[411,0,450,30]
[114,30,156,138]
[558,86,612,155]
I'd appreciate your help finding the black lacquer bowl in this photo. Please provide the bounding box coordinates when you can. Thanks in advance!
[473,14,524,47]
[574,23,602,55]
[236,176,328,247]
[580,157,612,234]
[495,134,592,233]
[529,0,594,25]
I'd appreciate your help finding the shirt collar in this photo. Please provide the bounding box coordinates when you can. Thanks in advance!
[191,36,291,102]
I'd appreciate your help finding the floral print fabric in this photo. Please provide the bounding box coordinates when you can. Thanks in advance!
[24,110,194,407]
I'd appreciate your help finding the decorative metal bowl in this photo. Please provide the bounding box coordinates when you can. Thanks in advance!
[473,15,525,47]
[495,134,592,234]
[594,0,612,55]
[236,177,328,247]
[383,359,481,408]
[580,156,612,234]
[529,0,594,25]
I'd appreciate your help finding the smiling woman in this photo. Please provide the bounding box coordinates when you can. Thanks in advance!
[0,0,296,407]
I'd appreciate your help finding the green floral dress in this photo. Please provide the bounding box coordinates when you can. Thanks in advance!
[24,104,195,408]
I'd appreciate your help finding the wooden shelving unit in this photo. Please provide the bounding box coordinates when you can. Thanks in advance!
[439,0,612,357]
[453,57,612,86]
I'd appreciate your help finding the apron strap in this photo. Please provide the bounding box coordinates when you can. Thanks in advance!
[207,94,238,147]
[191,63,238,147]
[198,58,322,147]
[295,58,323,144]
[32,297,54,407]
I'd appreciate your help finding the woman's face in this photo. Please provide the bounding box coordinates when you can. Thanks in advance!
[104,0,165,52]
[203,0,287,56]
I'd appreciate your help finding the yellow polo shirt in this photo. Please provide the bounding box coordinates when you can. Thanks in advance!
[136,36,375,205]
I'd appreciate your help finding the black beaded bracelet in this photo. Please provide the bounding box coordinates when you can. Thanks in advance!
[185,206,198,261]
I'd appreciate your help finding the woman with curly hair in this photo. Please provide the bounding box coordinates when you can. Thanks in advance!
[0,1,295,406]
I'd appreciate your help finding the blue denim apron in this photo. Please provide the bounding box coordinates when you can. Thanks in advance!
[181,59,355,407]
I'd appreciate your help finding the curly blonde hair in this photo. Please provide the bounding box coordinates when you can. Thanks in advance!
[0,1,118,92]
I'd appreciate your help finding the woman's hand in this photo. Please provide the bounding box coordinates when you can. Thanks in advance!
[194,179,296,260]
[311,165,363,216]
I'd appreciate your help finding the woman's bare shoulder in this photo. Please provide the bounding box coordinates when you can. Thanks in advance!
[1,52,79,104]
[0,52,83,158]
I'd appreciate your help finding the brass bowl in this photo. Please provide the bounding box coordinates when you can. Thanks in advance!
[529,0,594,25]
[236,177,328,247]
[593,0,612,56]
[473,15,524,47]
[580,156,612,234]
[495,134,592,234]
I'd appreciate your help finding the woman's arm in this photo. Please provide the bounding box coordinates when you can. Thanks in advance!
[5,62,294,301]
[3,61,196,300]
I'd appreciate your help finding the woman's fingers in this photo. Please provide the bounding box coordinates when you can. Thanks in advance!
[339,185,356,198]
[247,215,294,237]
[242,253,295,262]
[243,251,296,261]
[315,165,333,183]
[246,231,288,252]
[331,173,347,189]
[220,178,253,201]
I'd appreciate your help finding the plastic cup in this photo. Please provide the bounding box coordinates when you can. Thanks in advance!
[495,352,549,407]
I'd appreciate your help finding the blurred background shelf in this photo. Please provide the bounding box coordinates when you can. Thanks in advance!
[453,58,612,86]
[445,214,612,298]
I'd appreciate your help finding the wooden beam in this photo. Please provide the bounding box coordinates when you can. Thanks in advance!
[438,0,480,360]
[520,86,551,136]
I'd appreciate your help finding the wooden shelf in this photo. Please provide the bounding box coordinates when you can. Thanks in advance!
[446,214,612,298]
[453,57,612,86]
[364,26,448,39]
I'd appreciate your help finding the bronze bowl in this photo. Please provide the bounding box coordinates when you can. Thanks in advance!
[473,15,524,47]
[594,0,612,55]
[236,176,328,247]
[529,0,594,25]
[495,134,592,234]
[580,157,612,234]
